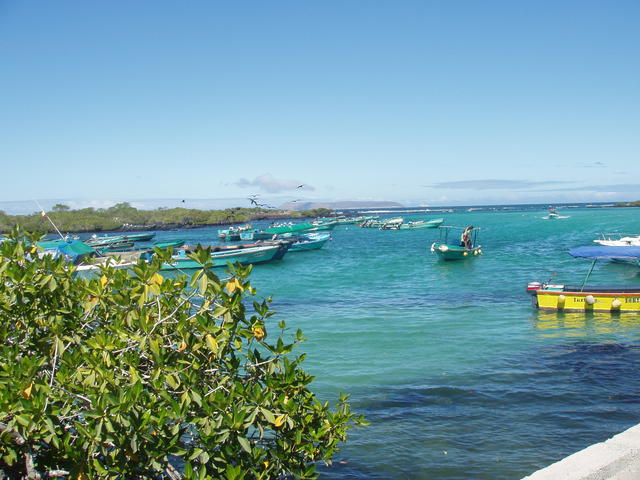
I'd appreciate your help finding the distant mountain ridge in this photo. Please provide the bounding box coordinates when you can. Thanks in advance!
[281,200,404,211]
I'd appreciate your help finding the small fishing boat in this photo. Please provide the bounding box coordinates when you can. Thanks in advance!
[430,226,482,260]
[239,231,277,241]
[526,246,640,313]
[359,219,386,228]
[94,240,135,253]
[218,224,252,241]
[160,244,283,271]
[593,233,640,247]
[337,215,377,225]
[378,218,404,230]
[264,222,316,235]
[283,232,331,252]
[122,232,156,242]
[399,218,444,230]
[543,207,569,220]
[152,239,186,249]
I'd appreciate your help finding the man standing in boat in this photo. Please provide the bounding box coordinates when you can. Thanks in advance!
[460,226,474,249]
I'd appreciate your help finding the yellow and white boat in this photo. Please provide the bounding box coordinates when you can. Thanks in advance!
[527,246,640,313]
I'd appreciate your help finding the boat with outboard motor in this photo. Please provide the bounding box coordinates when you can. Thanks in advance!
[526,246,640,313]
[430,225,482,260]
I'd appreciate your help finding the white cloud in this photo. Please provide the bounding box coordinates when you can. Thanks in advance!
[235,174,315,193]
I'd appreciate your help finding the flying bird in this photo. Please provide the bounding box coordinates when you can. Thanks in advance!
[297,184,304,188]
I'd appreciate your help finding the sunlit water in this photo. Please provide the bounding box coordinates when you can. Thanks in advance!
[114,206,640,479]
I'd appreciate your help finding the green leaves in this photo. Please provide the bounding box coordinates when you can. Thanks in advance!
[0,232,362,479]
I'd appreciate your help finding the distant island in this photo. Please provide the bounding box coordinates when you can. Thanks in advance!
[614,200,640,207]
[0,202,334,234]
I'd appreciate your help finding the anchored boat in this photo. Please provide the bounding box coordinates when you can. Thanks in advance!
[399,218,444,230]
[160,244,284,271]
[526,246,640,313]
[430,226,482,260]
[282,232,331,252]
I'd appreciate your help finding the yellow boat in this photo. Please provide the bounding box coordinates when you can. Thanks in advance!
[527,246,640,313]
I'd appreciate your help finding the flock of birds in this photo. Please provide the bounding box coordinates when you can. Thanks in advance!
[180,184,307,210]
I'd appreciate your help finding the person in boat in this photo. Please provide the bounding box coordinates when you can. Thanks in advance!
[460,226,474,249]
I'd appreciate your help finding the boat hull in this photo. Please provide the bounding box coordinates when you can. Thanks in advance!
[534,289,640,313]
[431,242,482,260]
[399,218,444,229]
[161,245,281,271]
[289,236,330,252]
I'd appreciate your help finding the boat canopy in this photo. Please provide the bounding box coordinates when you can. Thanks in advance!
[38,239,95,262]
[569,246,640,259]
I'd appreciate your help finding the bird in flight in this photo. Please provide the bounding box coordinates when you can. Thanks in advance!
[297,184,304,188]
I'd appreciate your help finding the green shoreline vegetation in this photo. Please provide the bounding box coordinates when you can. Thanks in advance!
[614,200,640,207]
[0,203,334,235]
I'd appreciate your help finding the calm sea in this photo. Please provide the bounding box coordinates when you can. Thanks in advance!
[127,205,640,479]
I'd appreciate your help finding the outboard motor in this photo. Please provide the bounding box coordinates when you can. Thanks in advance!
[526,281,542,295]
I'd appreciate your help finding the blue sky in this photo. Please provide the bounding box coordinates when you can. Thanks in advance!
[1,0,639,212]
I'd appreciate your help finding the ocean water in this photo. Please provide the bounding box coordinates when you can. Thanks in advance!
[143,206,640,479]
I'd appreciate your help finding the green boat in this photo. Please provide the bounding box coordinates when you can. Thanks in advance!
[37,239,95,263]
[264,222,316,235]
[430,226,482,261]
[122,233,156,242]
[153,239,185,249]
[218,224,253,241]
[85,235,127,247]
[160,244,283,271]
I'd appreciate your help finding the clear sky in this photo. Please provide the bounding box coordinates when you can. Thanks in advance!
[1,0,639,211]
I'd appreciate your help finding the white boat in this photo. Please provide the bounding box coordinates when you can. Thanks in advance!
[594,233,640,247]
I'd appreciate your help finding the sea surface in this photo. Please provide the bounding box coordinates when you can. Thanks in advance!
[116,205,640,479]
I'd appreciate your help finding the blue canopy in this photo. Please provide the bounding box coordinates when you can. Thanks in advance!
[569,246,640,259]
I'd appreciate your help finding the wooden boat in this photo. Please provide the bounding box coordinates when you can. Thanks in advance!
[430,226,482,260]
[399,218,444,230]
[160,244,284,271]
[527,246,640,313]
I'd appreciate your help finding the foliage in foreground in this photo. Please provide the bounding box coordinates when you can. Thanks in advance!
[0,230,362,479]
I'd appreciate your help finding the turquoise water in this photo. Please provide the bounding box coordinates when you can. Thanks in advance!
[147,206,640,479]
